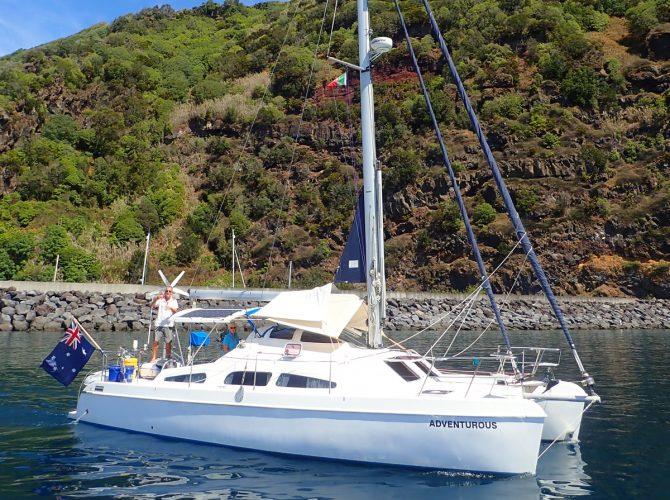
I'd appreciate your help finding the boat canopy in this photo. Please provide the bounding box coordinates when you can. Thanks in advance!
[251,284,367,339]
[170,307,259,325]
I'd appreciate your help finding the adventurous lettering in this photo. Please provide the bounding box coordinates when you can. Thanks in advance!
[429,419,498,429]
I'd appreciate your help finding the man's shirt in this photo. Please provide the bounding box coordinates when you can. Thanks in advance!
[154,297,179,327]
[222,332,240,352]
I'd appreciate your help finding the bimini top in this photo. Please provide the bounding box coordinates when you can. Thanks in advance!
[251,283,367,339]
[170,307,260,325]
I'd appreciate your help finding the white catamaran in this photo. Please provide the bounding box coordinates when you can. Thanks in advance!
[71,0,599,475]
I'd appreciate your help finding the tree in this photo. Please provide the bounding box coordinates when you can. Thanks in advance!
[112,209,145,243]
[271,46,315,99]
[626,1,659,37]
[41,225,70,263]
[175,232,202,265]
[561,67,603,108]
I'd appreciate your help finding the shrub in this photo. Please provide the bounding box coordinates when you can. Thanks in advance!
[581,145,608,175]
[191,79,227,104]
[175,232,201,265]
[0,249,16,279]
[473,202,497,226]
[561,67,604,108]
[481,93,524,120]
[135,197,161,233]
[0,228,35,266]
[625,1,659,37]
[540,132,560,149]
[125,249,145,283]
[514,187,538,216]
[112,209,145,243]
[207,137,231,156]
[432,200,463,233]
[42,113,79,145]
[41,225,70,262]
[271,46,316,99]
[60,246,101,282]
[188,203,215,237]
[229,209,251,237]
[385,147,423,189]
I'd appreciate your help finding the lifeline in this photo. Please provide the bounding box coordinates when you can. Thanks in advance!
[429,420,498,429]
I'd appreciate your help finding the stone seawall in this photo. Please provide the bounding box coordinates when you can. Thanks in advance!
[1,287,669,332]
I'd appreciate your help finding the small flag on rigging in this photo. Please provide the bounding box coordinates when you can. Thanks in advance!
[40,320,95,386]
[326,72,347,88]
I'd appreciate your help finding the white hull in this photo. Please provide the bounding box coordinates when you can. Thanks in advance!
[74,382,544,475]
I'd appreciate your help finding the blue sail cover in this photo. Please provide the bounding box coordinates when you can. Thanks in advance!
[335,192,366,283]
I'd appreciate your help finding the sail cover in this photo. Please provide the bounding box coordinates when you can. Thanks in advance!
[252,284,366,339]
[335,192,366,283]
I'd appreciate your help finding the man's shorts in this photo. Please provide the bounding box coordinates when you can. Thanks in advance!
[155,327,174,343]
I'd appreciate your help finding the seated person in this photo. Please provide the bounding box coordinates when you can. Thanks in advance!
[221,323,240,353]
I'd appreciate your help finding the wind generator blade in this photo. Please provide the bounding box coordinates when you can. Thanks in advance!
[171,271,185,287]
[158,269,170,287]
[172,287,189,297]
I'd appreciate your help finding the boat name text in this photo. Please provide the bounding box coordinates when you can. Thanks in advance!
[429,420,498,429]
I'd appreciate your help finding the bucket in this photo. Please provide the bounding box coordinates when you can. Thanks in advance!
[108,365,121,382]
[124,365,135,382]
[124,357,138,368]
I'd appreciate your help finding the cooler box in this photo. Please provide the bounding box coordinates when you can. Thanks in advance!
[190,330,211,347]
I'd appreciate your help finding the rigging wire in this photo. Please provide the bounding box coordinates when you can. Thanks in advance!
[188,0,303,288]
[260,0,334,289]
[417,0,595,392]
[391,0,514,355]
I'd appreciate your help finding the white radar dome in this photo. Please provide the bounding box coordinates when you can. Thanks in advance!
[370,37,393,54]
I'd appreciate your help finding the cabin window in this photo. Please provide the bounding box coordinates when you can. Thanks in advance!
[266,326,296,340]
[385,361,420,381]
[224,371,271,386]
[415,360,439,377]
[276,373,336,389]
[164,373,207,383]
[300,331,335,343]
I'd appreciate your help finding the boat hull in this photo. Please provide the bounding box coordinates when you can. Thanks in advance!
[537,381,587,442]
[74,389,544,475]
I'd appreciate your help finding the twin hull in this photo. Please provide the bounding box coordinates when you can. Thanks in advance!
[76,385,544,475]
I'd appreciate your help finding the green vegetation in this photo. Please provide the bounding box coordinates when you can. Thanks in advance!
[0,0,667,296]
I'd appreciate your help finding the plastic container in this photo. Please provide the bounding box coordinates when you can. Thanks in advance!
[124,366,135,382]
[108,365,121,382]
[190,330,210,347]
[123,357,138,369]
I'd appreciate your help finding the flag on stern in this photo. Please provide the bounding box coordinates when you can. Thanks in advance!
[326,72,347,88]
[40,320,95,386]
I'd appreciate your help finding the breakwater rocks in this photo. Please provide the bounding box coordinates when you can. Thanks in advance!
[0,288,670,331]
[0,287,669,333]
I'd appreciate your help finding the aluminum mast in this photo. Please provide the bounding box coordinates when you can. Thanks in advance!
[357,0,383,348]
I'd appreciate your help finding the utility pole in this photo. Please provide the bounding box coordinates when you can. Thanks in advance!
[288,261,293,289]
[231,228,236,288]
[141,231,150,285]
[53,254,59,282]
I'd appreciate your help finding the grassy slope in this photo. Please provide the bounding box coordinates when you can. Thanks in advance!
[0,0,668,297]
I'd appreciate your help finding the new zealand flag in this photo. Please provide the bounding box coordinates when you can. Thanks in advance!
[40,321,95,386]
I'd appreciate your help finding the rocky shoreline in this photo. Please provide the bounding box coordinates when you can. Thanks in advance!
[1,287,669,333]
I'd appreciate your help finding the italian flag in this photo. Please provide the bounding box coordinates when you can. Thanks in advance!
[327,72,347,88]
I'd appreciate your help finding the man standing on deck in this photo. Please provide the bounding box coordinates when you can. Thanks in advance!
[151,286,179,360]
[221,323,240,354]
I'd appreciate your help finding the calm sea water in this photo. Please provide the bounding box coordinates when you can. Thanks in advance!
[0,328,668,498]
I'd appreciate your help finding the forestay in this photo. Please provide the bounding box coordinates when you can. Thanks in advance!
[252,284,367,339]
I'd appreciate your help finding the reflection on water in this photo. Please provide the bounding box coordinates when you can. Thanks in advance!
[0,329,668,497]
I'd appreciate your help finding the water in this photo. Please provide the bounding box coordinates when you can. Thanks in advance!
[0,329,668,498]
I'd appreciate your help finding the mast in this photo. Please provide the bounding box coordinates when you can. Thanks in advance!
[357,0,383,347]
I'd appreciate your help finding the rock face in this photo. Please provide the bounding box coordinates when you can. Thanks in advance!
[0,287,669,333]
[647,23,670,61]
